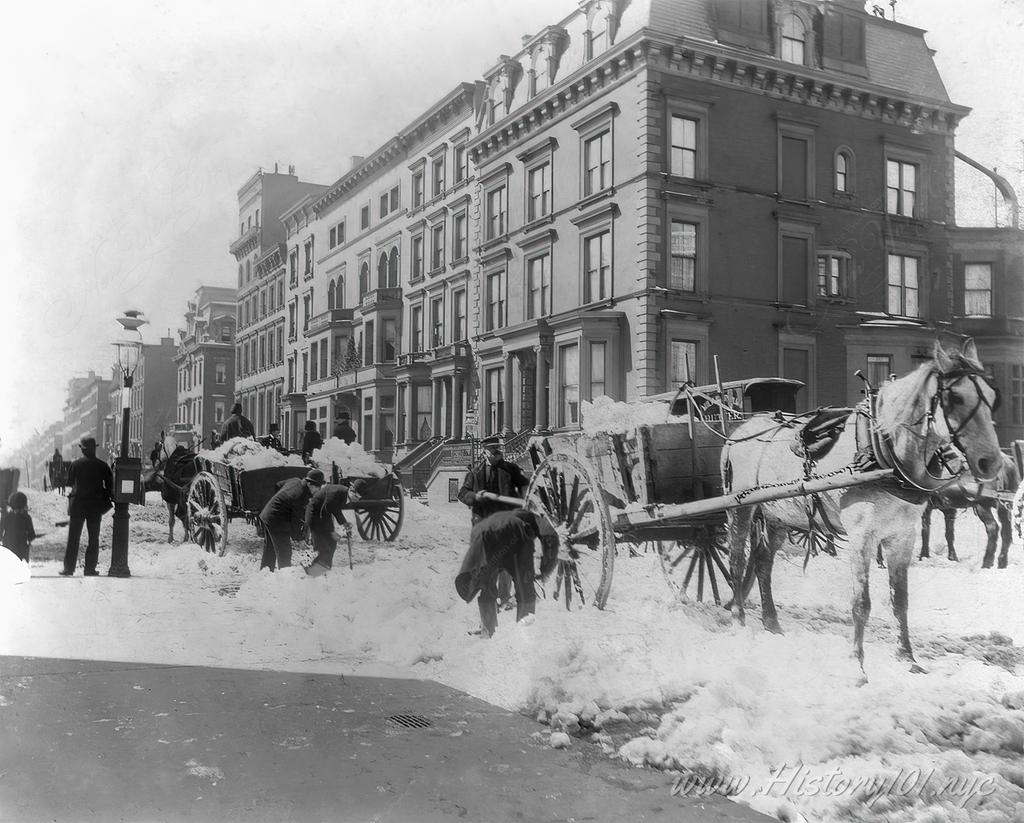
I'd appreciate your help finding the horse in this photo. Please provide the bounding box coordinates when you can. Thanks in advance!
[720,340,1003,674]
[154,440,201,544]
[919,453,1022,568]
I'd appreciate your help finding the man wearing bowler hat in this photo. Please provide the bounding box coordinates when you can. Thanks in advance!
[258,468,325,571]
[61,435,113,576]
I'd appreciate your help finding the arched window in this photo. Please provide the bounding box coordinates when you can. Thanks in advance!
[327,280,336,310]
[780,14,806,64]
[377,252,389,289]
[359,262,369,298]
[388,246,400,287]
[335,275,345,309]
[835,148,855,193]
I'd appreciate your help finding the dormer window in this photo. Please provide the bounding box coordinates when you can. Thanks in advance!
[712,0,769,52]
[581,0,621,60]
[779,14,806,64]
[531,44,549,96]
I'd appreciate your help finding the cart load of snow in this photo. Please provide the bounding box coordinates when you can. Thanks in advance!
[312,438,388,478]
[580,395,673,436]
[198,438,306,470]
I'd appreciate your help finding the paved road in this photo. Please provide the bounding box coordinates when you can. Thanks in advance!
[0,656,770,822]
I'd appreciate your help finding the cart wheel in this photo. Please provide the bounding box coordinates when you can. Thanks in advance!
[186,471,229,556]
[658,522,756,607]
[524,452,615,610]
[354,483,404,542]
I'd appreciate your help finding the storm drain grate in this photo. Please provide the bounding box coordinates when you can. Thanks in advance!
[387,713,433,729]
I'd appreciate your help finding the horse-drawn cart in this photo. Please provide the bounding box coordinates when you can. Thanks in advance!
[523,377,893,609]
[184,457,404,556]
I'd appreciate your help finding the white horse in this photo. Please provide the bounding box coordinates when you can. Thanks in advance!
[721,340,1003,673]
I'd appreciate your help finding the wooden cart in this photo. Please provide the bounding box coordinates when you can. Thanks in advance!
[185,458,404,555]
[524,378,892,610]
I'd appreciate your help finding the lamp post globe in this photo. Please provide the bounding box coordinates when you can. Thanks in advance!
[109,310,147,578]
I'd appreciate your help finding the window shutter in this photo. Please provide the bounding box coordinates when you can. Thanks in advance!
[823,10,843,59]
[781,136,808,200]
[740,0,766,34]
[841,15,864,61]
[714,0,740,31]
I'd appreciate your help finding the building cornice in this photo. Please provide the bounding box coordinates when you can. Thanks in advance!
[312,83,478,216]
[255,242,286,278]
[229,226,260,259]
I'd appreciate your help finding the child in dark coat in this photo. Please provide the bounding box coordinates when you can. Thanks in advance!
[2,492,36,562]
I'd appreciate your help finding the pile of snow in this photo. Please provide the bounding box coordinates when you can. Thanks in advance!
[311,438,387,478]
[0,548,30,585]
[580,395,673,436]
[5,487,1024,822]
[198,437,306,470]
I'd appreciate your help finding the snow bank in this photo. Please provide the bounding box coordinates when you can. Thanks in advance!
[198,437,306,470]
[580,395,672,435]
[311,438,387,478]
[0,548,30,585]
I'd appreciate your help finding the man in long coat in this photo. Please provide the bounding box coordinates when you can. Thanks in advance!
[457,443,529,525]
[61,436,113,576]
[220,402,256,442]
[303,482,352,574]
[455,509,559,637]
[258,468,324,570]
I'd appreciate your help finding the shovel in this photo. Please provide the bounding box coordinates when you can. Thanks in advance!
[346,528,353,571]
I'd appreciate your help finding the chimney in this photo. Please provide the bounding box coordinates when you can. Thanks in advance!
[288,164,296,175]
[274,162,279,173]
[349,155,365,171]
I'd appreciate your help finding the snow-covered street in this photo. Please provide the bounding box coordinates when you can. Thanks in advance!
[3,487,1024,823]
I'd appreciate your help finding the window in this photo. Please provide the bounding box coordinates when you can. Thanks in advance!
[303,239,314,277]
[670,222,697,292]
[671,340,697,385]
[411,235,424,280]
[531,45,549,95]
[303,293,312,330]
[387,246,399,288]
[887,254,920,317]
[431,297,444,347]
[486,271,505,331]
[887,160,917,217]
[835,150,852,193]
[260,290,267,316]
[584,231,611,303]
[713,0,769,49]
[288,301,297,340]
[383,319,398,362]
[411,305,423,353]
[779,14,806,64]
[310,342,318,381]
[431,222,445,271]
[486,185,507,239]
[276,327,283,363]
[412,171,424,209]
[780,224,814,306]
[319,339,328,377]
[329,226,337,248]
[363,324,374,365]
[964,263,992,316]
[590,341,607,400]
[416,384,432,439]
[1011,364,1024,425]
[527,162,551,221]
[527,254,552,319]
[780,134,811,200]
[215,402,225,424]
[452,211,468,260]
[215,362,226,385]
[587,15,608,58]
[485,368,504,436]
[431,156,445,198]
[866,355,893,390]
[389,185,400,213]
[328,280,336,309]
[823,8,865,69]
[359,262,370,298]
[817,253,850,298]
[289,250,298,285]
[583,131,611,196]
[559,344,580,426]
[453,145,468,185]
[377,252,389,289]
[453,290,467,341]
[379,192,389,219]
[360,204,370,230]
[670,116,697,178]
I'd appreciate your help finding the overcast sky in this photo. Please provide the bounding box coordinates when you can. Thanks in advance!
[1,0,1021,456]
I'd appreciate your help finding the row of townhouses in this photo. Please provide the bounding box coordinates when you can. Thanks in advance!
[8,0,1022,496]
[228,0,1023,495]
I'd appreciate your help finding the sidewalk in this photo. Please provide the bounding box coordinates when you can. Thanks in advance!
[0,655,769,823]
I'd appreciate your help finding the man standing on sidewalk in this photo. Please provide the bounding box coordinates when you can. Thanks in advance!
[61,436,113,577]
[258,469,324,571]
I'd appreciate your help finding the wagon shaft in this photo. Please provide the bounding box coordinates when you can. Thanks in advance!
[614,467,894,530]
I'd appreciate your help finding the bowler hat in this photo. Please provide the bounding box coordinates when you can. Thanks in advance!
[79,435,97,450]
[231,402,243,415]
[305,469,326,486]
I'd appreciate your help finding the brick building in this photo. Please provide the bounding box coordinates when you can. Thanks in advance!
[108,339,177,459]
[62,372,113,462]
[174,286,237,446]
[232,0,1022,492]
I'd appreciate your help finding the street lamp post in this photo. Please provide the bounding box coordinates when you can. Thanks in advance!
[109,310,147,578]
